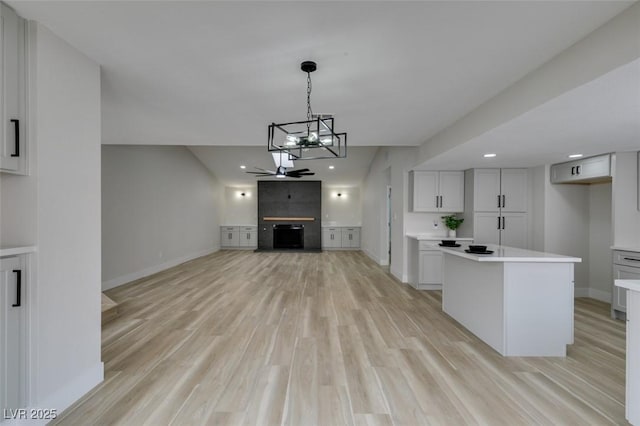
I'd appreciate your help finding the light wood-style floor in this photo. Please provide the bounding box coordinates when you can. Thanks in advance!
[54,250,628,425]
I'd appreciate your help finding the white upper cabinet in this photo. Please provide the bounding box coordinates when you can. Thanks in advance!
[0,3,26,174]
[410,170,464,213]
[473,169,527,212]
[473,169,501,212]
[500,169,528,212]
[550,154,611,184]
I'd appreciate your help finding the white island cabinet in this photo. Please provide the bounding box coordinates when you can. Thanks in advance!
[615,279,640,426]
[441,245,581,357]
[406,235,473,290]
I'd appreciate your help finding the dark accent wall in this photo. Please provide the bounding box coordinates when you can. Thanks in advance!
[257,181,322,250]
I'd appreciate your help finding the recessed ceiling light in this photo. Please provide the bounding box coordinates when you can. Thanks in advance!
[329,165,335,169]
[240,165,246,169]
[568,154,583,158]
[483,153,497,158]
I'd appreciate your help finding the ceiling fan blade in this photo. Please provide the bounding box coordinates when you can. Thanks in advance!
[246,171,274,175]
[290,168,310,173]
[254,167,276,173]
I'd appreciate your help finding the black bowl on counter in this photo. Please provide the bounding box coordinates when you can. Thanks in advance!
[468,245,487,252]
[440,240,457,246]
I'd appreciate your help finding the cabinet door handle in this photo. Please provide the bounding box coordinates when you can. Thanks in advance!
[502,216,506,230]
[571,166,575,175]
[576,165,581,175]
[623,257,640,262]
[10,119,19,157]
[497,217,501,229]
[12,270,21,307]
[497,195,501,208]
[439,195,443,208]
[502,195,505,208]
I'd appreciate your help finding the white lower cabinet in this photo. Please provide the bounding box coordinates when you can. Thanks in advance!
[0,255,25,414]
[341,228,360,248]
[322,227,361,249]
[238,227,257,247]
[612,250,640,318]
[419,250,442,286]
[220,226,256,248]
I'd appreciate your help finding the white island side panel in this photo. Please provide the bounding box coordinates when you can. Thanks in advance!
[503,262,574,356]
[442,255,505,354]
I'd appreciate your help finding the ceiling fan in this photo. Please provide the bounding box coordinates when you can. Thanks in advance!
[246,151,315,178]
[246,166,315,179]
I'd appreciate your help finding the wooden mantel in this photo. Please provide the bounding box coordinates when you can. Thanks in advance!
[263,217,315,221]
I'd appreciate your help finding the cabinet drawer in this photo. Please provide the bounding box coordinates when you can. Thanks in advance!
[241,226,256,231]
[613,250,640,267]
[418,241,439,250]
[222,226,238,231]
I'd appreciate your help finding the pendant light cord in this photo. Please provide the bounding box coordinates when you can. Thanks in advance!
[306,72,313,135]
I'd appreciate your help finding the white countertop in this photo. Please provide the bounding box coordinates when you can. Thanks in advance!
[406,233,473,241]
[440,244,582,263]
[0,246,37,257]
[616,279,640,292]
[611,246,640,253]
[321,225,361,228]
[221,224,257,227]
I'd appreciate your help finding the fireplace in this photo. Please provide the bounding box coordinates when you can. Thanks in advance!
[273,224,304,249]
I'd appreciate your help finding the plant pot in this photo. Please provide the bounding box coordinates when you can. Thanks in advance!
[448,229,457,238]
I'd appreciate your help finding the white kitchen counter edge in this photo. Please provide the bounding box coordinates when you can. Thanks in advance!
[0,246,37,257]
[615,279,640,292]
[406,234,473,241]
[440,245,581,263]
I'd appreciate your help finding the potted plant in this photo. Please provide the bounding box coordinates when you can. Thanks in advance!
[441,214,464,238]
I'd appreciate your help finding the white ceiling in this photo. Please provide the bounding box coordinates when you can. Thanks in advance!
[188,146,379,187]
[9,1,637,185]
[416,58,640,170]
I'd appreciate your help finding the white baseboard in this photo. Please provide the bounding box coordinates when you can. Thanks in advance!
[390,266,407,283]
[102,246,218,291]
[362,247,390,266]
[15,362,104,426]
[574,287,611,303]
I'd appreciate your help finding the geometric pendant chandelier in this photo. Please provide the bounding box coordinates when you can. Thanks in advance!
[268,61,347,160]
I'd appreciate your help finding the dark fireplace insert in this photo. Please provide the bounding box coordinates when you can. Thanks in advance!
[273,224,304,249]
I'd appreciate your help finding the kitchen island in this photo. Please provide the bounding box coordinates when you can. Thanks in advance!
[440,244,581,357]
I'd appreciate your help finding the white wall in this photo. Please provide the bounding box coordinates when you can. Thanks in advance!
[29,23,103,414]
[322,186,362,226]
[543,175,591,290]
[222,186,257,225]
[588,182,613,298]
[102,145,221,290]
[612,151,640,248]
[417,2,640,164]
[361,147,419,281]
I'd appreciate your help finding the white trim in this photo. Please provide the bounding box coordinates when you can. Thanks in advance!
[574,287,589,298]
[588,288,611,303]
[390,265,407,283]
[363,248,385,265]
[102,247,218,290]
[15,363,104,426]
[574,287,611,303]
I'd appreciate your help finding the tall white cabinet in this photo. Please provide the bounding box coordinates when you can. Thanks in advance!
[0,254,26,414]
[0,3,27,174]
[463,169,529,249]
[409,171,464,213]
